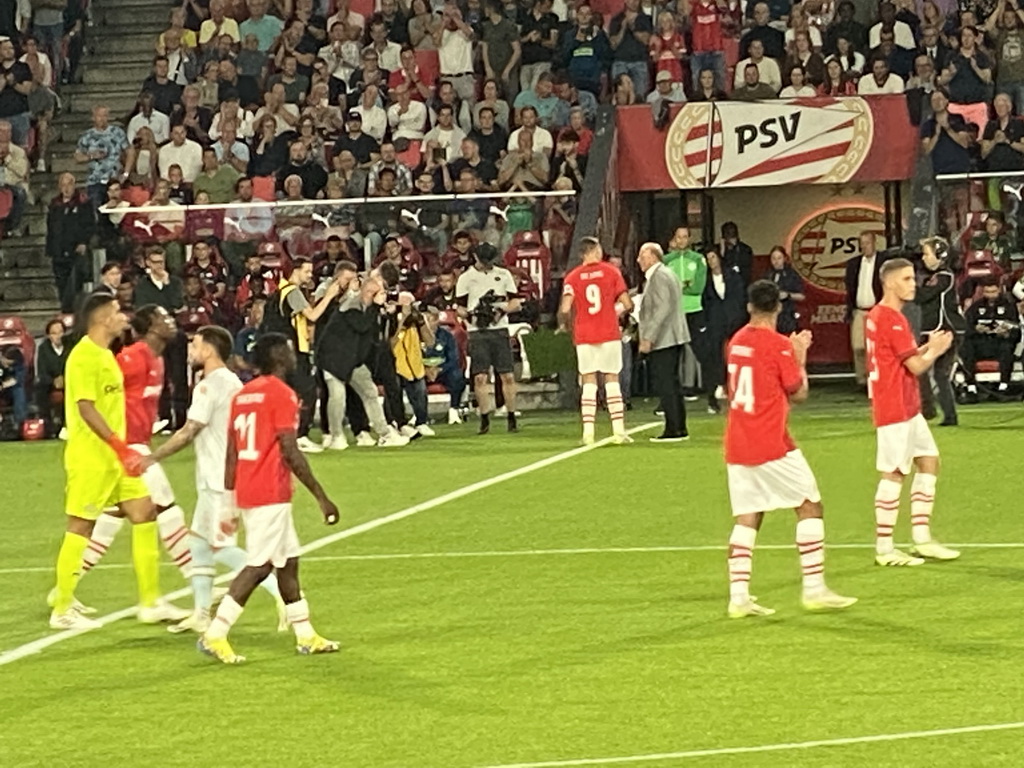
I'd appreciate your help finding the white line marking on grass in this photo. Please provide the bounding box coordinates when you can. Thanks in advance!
[0,422,659,667]
[1,542,1020,576]
[477,721,1024,768]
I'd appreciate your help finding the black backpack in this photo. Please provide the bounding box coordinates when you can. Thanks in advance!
[259,284,299,341]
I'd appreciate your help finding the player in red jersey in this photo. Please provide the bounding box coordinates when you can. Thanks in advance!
[50,305,192,624]
[725,281,856,618]
[199,332,341,664]
[865,257,960,567]
[558,237,633,445]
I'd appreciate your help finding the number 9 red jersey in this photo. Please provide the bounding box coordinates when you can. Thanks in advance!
[229,375,299,508]
[563,262,628,345]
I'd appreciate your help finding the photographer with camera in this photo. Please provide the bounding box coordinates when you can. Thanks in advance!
[456,243,522,434]
[961,278,1021,402]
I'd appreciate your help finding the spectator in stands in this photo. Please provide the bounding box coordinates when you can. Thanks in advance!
[940,26,993,103]
[735,38,783,93]
[563,4,610,99]
[268,53,310,104]
[237,33,271,82]
[743,2,787,61]
[610,0,654,98]
[871,27,914,80]
[21,34,55,171]
[163,27,199,88]
[348,48,389,107]
[277,139,328,198]
[552,74,597,127]
[470,105,509,164]
[142,56,183,117]
[702,246,747,414]
[424,103,467,161]
[249,114,291,176]
[920,88,972,175]
[430,78,472,134]
[240,0,284,52]
[613,71,638,104]
[825,1,868,55]
[368,141,414,194]
[688,0,727,94]
[193,146,240,203]
[94,260,123,297]
[981,92,1024,172]
[329,148,369,195]
[0,343,26,429]
[47,173,94,312]
[721,222,754,286]
[334,110,381,167]
[254,82,301,134]
[519,0,560,93]
[691,67,730,101]
[764,245,804,334]
[0,121,28,236]
[441,230,476,273]
[353,83,388,141]
[549,129,586,189]
[858,55,905,93]
[514,71,568,131]
[123,126,161,191]
[498,130,549,191]
[197,60,224,109]
[481,0,521,101]
[35,318,67,437]
[178,272,220,332]
[819,56,859,94]
[785,31,826,86]
[134,245,184,311]
[422,306,466,423]
[970,211,1014,269]
[235,252,276,311]
[732,62,779,100]
[387,45,430,101]
[0,37,32,148]
[232,295,264,381]
[906,53,938,95]
[781,64,818,96]
[96,181,131,262]
[159,123,204,183]
[507,104,552,154]
[408,0,440,51]
[219,59,262,108]
[127,92,170,145]
[423,269,459,309]
[869,3,915,51]
[826,35,866,78]
[474,79,511,131]
[650,10,686,85]
[961,279,1021,400]
[74,105,128,210]
[388,83,428,141]
[31,0,65,84]
[918,24,950,72]
[214,121,251,173]
[200,0,241,48]
[988,4,1024,114]
[366,16,402,73]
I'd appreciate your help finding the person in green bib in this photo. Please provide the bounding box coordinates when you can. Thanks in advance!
[664,227,710,396]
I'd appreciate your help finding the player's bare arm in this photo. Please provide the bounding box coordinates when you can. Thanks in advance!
[556,292,573,331]
[903,330,954,375]
[789,330,812,402]
[143,419,206,467]
[279,430,340,525]
[615,290,634,315]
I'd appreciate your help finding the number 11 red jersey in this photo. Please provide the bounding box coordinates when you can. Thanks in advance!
[563,262,627,345]
[724,325,805,466]
[229,375,298,508]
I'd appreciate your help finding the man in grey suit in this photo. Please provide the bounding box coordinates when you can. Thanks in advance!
[638,242,691,442]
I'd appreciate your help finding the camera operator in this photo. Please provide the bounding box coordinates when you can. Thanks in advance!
[961,278,1021,402]
[455,242,522,434]
[915,237,964,425]
[371,260,415,436]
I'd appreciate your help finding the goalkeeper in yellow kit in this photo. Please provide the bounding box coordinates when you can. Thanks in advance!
[49,293,181,629]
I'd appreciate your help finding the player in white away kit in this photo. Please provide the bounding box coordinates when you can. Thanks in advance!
[865,257,960,566]
[558,237,633,445]
[724,281,857,617]
[140,326,288,633]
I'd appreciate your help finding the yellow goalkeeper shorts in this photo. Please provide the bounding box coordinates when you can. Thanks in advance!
[65,461,150,520]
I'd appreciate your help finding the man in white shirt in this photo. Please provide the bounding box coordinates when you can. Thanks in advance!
[844,231,882,386]
[159,124,204,182]
[127,92,170,144]
[869,2,916,50]
[506,106,553,154]
[387,84,428,141]
[857,57,905,94]
[733,39,782,93]
[423,104,467,161]
[435,1,476,104]
[364,18,402,73]
[327,0,365,37]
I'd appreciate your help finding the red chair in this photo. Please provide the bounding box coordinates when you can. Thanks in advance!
[252,176,276,201]
[503,231,552,299]
[438,310,469,373]
[0,316,35,373]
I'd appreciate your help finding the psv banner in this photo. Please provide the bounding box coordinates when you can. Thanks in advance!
[618,95,918,190]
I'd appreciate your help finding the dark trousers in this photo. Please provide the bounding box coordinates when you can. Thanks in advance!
[158,333,188,429]
[288,352,317,437]
[437,367,466,408]
[919,341,958,421]
[961,334,1019,384]
[401,377,428,425]
[373,346,405,426]
[52,251,88,313]
[647,344,687,437]
[316,365,329,433]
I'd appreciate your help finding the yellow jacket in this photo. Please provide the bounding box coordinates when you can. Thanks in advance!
[393,323,425,381]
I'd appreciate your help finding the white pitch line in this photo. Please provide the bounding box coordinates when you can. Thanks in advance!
[2,542,1021,576]
[0,422,659,667]
[477,721,1024,768]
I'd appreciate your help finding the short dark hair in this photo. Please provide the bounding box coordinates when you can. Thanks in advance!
[289,257,312,276]
[378,260,400,287]
[100,261,122,276]
[131,304,163,336]
[196,325,233,362]
[880,257,914,281]
[335,259,358,274]
[748,280,781,314]
[253,332,292,374]
[234,176,252,192]
[579,236,601,258]
[79,292,117,328]
[721,221,738,236]
[45,318,65,335]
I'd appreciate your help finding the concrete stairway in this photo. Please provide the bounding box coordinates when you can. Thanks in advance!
[0,0,166,329]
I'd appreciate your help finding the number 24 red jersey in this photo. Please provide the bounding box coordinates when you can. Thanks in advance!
[724,325,804,466]
[229,375,299,508]
[562,261,627,345]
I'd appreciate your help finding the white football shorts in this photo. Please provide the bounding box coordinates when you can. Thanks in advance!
[727,449,822,516]
[242,503,300,568]
[130,443,175,508]
[876,413,939,475]
[576,340,623,375]
[192,488,238,549]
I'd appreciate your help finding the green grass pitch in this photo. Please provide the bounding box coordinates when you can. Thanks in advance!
[0,392,1021,768]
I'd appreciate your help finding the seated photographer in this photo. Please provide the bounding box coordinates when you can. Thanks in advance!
[392,291,435,437]
[0,345,27,431]
[423,306,466,424]
[35,318,68,436]
[455,242,522,434]
[961,279,1021,401]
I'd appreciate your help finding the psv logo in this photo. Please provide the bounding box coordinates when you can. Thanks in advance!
[790,206,886,293]
[664,98,874,188]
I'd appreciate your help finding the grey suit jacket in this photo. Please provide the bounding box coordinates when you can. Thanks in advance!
[639,262,690,351]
